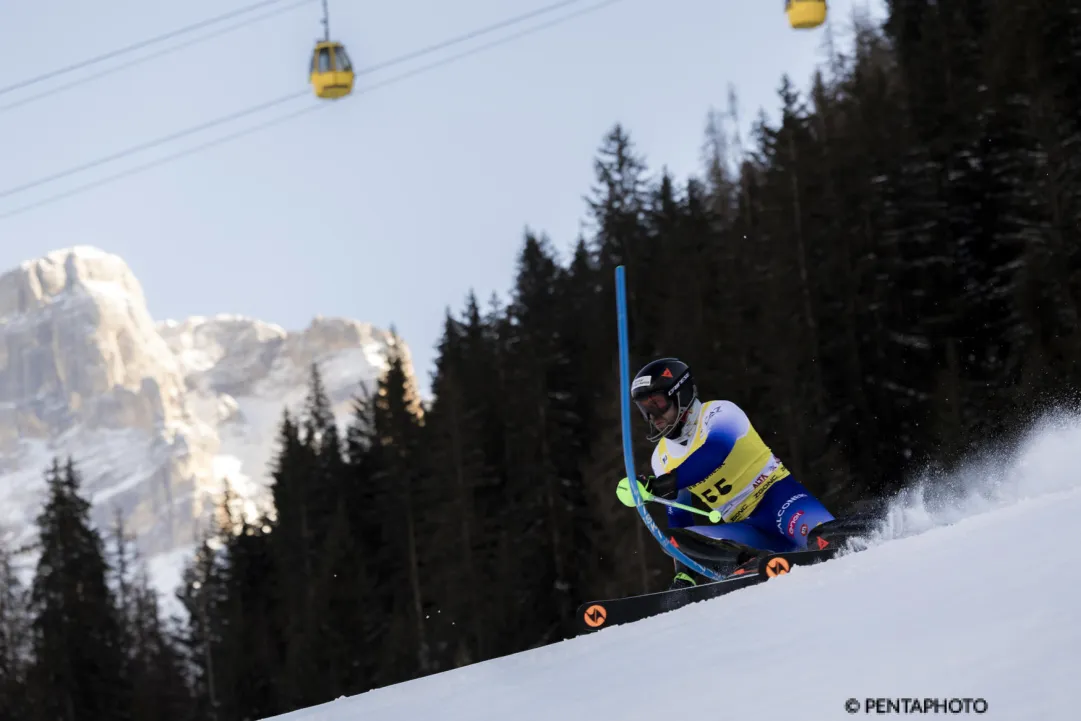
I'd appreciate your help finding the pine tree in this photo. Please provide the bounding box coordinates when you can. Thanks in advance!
[340,388,398,682]
[587,124,650,272]
[27,458,132,720]
[217,497,279,720]
[266,404,319,709]
[554,238,646,600]
[277,363,351,708]
[0,541,31,721]
[109,511,193,721]
[127,567,193,721]
[501,232,577,638]
[178,491,281,720]
[419,311,490,666]
[300,363,348,538]
[176,529,228,721]
[371,338,431,677]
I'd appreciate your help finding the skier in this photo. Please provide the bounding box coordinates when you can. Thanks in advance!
[617,357,835,590]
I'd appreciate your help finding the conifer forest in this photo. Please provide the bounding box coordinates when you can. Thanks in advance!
[2,1,1079,718]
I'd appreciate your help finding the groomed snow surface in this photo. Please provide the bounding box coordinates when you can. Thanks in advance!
[264,411,1081,720]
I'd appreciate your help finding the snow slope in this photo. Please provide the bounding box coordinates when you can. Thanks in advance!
[262,411,1081,721]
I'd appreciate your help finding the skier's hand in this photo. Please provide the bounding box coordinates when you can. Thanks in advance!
[616,473,678,506]
[616,476,650,506]
[649,471,678,499]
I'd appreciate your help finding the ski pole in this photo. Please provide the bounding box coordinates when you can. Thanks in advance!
[617,478,722,523]
[649,494,723,523]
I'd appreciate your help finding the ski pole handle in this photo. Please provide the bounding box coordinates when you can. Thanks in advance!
[649,494,723,524]
[616,478,722,523]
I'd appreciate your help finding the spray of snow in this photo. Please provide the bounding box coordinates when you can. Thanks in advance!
[851,407,1081,551]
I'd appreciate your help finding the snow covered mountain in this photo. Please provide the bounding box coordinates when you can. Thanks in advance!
[0,246,415,587]
[155,312,409,528]
[261,412,1081,721]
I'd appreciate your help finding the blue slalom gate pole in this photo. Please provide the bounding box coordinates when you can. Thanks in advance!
[614,265,724,581]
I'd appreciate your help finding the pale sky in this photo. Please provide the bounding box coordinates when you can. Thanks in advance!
[0,0,884,396]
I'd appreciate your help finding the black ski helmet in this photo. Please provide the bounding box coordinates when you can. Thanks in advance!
[630,357,698,441]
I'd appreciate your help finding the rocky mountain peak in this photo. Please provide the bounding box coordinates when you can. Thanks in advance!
[0,246,413,594]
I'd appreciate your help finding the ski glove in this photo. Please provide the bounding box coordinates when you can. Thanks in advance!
[615,472,678,507]
[649,471,678,499]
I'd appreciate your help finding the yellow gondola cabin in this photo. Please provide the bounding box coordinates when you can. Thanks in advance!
[310,40,354,99]
[786,0,827,29]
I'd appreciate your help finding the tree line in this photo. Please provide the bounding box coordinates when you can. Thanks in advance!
[1,0,1078,717]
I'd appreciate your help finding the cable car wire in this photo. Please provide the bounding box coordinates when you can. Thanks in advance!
[355,0,585,77]
[0,0,315,115]
[0,105,322,221]
[0,0,625,221]
[0,0,310,98]
[0,0,602,202]
[0,92,309,201]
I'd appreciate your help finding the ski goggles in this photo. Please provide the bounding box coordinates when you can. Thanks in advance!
[635,392,673,418]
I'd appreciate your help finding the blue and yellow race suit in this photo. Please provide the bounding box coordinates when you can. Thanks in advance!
[651,399,833,552]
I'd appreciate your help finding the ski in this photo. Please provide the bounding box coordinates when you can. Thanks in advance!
[575,546,840,633]
[576,570,766,633]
